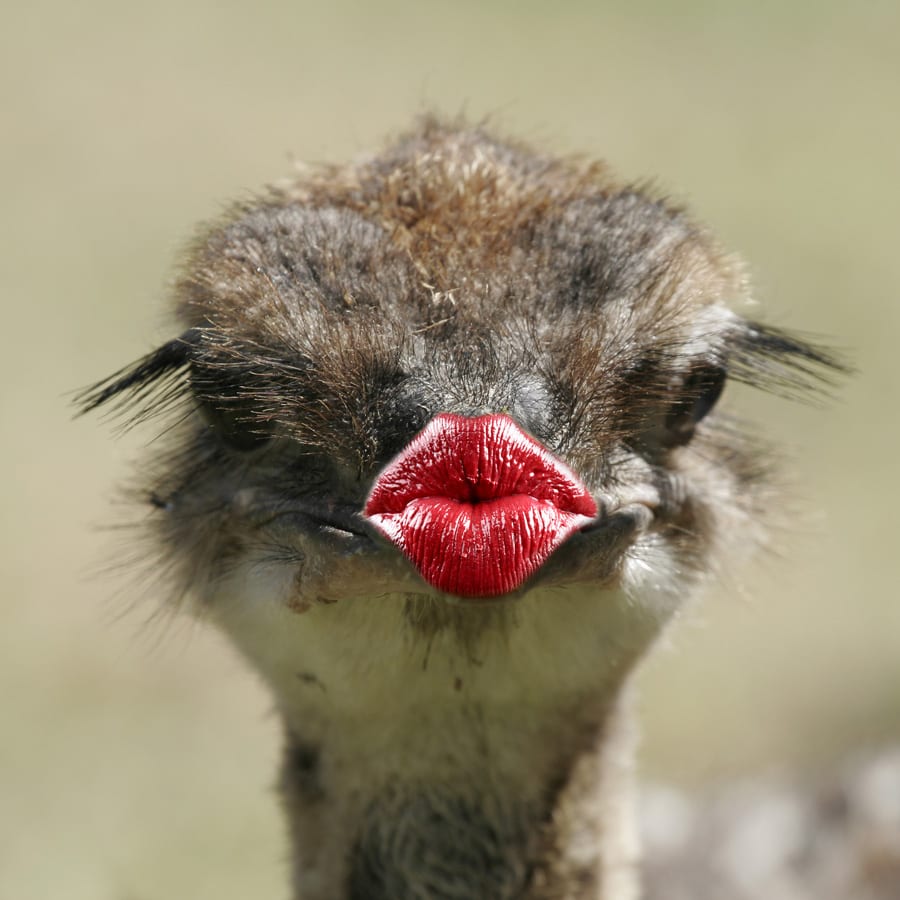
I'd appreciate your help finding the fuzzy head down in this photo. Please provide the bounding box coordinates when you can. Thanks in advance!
[79,118,841,619]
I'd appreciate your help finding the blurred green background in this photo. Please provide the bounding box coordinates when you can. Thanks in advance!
[3,1,898,897]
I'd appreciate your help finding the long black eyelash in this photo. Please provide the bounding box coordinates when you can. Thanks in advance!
[74,328,202,425]
[729,321,851,400]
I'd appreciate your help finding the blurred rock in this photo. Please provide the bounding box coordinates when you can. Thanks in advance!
[641,747,900,900]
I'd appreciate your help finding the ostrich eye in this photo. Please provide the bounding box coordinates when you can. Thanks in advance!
[663,363,727,447]
[196,397,273,451]
[191,369,274,452]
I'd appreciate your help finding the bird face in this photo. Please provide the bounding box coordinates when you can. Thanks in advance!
[79,122,840,620]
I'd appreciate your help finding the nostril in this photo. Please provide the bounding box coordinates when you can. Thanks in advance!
[510,376,554,441]
[389,374,555,451]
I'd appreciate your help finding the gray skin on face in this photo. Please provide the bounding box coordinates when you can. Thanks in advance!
[80,119,842,900]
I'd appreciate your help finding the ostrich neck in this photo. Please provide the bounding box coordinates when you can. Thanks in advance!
[213,583,669,900]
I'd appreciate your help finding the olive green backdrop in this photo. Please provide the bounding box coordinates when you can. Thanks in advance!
[3,1,898,897]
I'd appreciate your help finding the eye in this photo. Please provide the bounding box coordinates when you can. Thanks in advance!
[191,369,273,452]
[196,398,273,451]
[662,363,727,447]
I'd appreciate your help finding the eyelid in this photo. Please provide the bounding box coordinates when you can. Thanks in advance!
[662,364,727,445]
[682,364,727,421]
[190,360,275,452]
[623,360,727,454]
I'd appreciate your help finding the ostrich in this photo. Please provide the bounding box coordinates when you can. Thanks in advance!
[79,119,841,900]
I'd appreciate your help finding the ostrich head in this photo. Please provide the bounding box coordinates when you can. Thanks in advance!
[79,119,842,900]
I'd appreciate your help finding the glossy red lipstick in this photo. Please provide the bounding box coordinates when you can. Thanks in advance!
[364,413,597,598]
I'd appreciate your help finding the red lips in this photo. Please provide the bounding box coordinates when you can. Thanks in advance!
[364,414,597,598]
